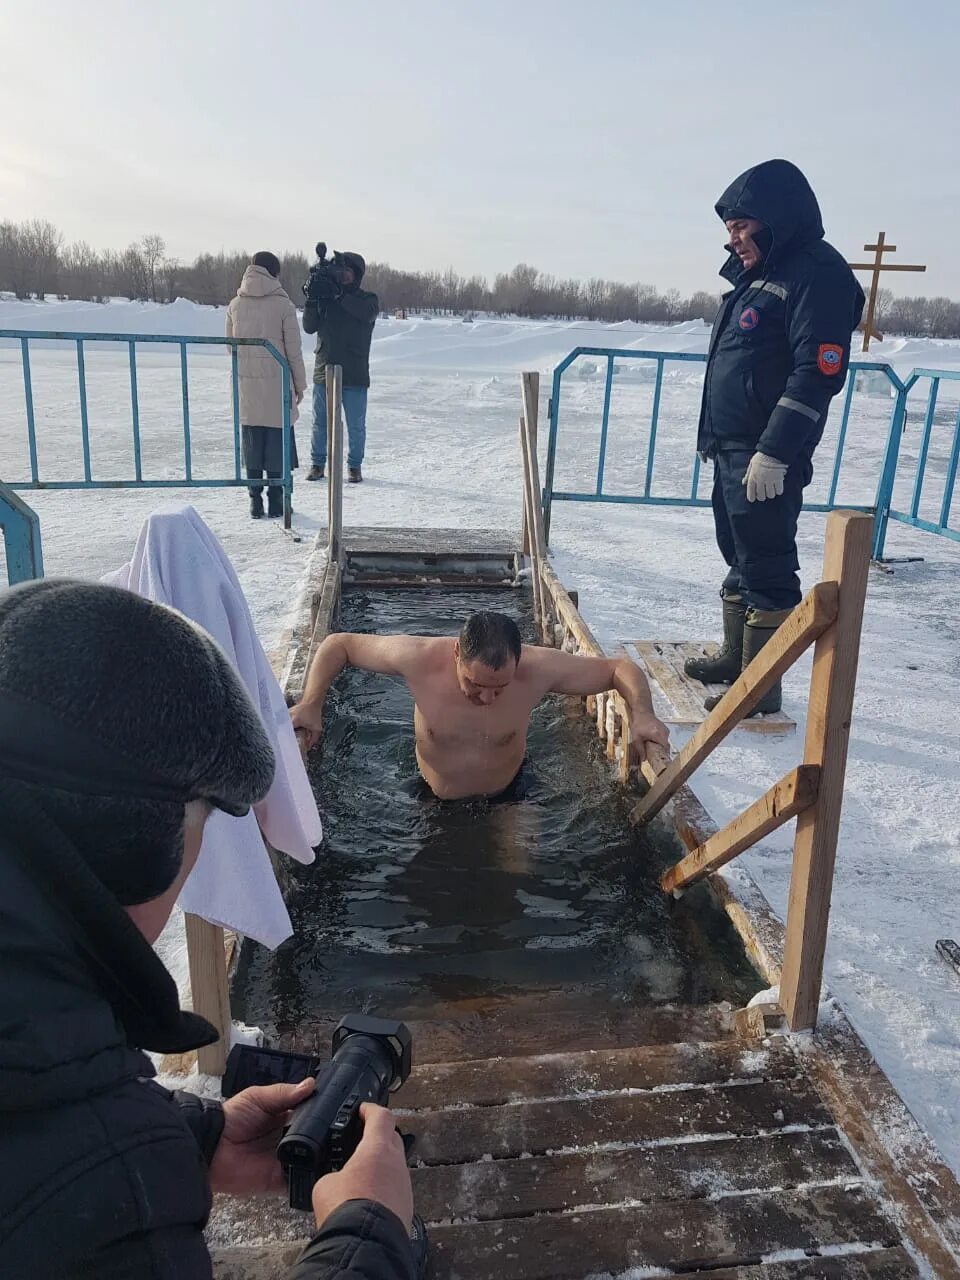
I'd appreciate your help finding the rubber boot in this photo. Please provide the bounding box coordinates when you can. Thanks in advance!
[267,482,284,518]
[704,605,793,714]
[684,592,747,685]
[247,469,264,520]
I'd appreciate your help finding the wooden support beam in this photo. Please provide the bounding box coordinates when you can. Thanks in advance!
[184,913,231,1076]
[519,406,536,556]
[519,372,548,635]
[660,765,820,894]
[327,365,344,567]
[540,562,603,655]
[780,512,873,1031]
[631,581,838,825]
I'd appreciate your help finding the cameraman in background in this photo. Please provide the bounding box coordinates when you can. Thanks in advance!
[303,245,379,484]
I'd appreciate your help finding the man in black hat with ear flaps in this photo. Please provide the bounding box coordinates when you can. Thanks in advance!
[685,159,864,714]
[0,579,420,1280]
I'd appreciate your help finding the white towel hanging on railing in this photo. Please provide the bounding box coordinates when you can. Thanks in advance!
[102,503,320,948]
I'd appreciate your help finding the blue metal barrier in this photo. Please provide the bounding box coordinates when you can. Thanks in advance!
[0,481,44,584]
[0,331,293,544]
[873,368,960,558]
[541,346,960,563]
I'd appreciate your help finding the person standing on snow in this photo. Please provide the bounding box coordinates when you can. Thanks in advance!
[303,252,378,485]
[226,252,307,520]
[685,159,864,714]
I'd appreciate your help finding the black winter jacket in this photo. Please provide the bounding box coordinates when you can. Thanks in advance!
[697,159,865,466]
[303,287,379,389]
[0,780,414,1280]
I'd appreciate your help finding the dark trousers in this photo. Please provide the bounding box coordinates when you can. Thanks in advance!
[711,449,812,611]
[242,425,298,513]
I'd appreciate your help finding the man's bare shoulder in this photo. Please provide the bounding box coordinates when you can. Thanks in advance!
[384,633,452,674]
[517,644,615,695]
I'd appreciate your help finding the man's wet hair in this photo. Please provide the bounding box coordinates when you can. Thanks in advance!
[458,612,522,670]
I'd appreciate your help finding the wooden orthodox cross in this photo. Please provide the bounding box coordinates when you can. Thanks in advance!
[848,232,926,351]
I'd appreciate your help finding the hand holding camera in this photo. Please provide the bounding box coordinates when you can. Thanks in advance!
[311,1102,413,1233]
[311,274,343,303]
[304,241,348,305]
[210,1075,316,1197]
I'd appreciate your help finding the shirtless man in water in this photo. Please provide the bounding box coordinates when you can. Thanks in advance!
[291,611,669,801]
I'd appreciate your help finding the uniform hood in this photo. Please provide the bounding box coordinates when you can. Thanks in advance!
[716,159,824,274]
[238,264,288,298]
[341,252,366,286]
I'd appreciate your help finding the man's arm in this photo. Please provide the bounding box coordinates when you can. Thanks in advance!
[337,289,379,324]
[290,633,427,748]
[756,266,864,466]
[302,299,324,335]
[532,648,669,750]
[290,1105,416,1280]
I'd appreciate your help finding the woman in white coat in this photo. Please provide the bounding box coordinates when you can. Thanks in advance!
[225,252,307,518]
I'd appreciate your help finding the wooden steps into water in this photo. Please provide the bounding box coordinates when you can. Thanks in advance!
[209,1003,922,1279]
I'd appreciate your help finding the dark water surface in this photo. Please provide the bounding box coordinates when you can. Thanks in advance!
[233,588,760,1036]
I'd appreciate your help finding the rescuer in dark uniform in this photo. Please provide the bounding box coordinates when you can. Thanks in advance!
[686,159,865,713]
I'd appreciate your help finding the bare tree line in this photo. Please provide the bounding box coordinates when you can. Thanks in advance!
[3,217,960,336]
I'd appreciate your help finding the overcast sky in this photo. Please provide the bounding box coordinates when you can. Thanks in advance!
[2,0,958,295]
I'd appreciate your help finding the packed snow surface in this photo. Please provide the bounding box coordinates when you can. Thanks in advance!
[2,298,958,1180]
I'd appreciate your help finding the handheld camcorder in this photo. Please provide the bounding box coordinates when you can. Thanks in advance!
[223,1013,413,1212]
[303,241,350,304]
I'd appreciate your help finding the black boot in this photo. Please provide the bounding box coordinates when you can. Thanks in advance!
[247,468,265,519]
[267,481,284,519]
[685,592,746,685]
[348,466,362,484]
[704,605,793,714]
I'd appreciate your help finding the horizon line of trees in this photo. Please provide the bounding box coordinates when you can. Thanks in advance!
[2,217,959,337]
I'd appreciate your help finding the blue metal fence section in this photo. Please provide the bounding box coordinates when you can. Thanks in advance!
[0,330,293,523]
[541,346,960,562]
[881,368,960,554]
[0,480,44,584]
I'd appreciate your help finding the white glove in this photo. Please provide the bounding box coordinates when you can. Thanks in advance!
[742,452,788,502]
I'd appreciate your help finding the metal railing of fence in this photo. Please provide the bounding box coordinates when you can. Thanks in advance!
[541,345,960,562]
[0,330,293,526]
[879,367,960,555]
[0,480,44,585]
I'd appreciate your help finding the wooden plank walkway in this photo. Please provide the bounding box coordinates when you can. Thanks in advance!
[206,1001,923,1280]
[344,526,518,557]
[626,640,796,736]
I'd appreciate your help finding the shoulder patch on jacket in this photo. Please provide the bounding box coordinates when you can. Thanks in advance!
[817,343,843,376]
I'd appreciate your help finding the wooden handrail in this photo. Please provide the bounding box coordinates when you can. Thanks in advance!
[630,580,839,825]
[660,765,820,893]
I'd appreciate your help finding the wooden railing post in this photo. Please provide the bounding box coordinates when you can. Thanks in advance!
[326,365,344,567]
[520,372,549,637]
[184,913,231,1076]
[780,511,873,1031]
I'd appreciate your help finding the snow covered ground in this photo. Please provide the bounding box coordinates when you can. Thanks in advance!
[2,297,959,1181]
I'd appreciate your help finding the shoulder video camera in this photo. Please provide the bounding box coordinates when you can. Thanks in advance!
[303,242,350,304]
[223,1013,413,1212]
